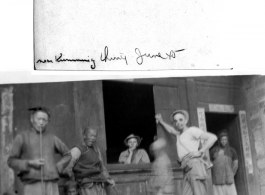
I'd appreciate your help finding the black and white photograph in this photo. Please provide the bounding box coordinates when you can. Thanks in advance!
[0,75,264,195]
[1,0,265,195]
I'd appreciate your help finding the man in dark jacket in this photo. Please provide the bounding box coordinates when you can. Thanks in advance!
[58,127,115,195]
[8,107,69,195]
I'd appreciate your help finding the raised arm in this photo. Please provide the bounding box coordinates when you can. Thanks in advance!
[155,114,178,136]
[126,151,133,164]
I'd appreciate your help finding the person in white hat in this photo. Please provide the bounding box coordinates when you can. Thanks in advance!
[119,134,150,164]
[155,110,217,195]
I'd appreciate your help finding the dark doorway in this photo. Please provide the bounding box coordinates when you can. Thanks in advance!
[103,81,157,164]
[205,112,248,195]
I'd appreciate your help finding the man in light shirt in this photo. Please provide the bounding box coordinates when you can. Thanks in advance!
[155,110,217,195]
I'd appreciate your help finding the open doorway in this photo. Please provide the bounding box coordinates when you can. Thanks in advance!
[205,112,248,195]
[102,81,157,164]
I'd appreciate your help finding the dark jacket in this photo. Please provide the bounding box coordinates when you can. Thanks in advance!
[57,144,110,185]
[7,128,68,182]
[210,144,238,185]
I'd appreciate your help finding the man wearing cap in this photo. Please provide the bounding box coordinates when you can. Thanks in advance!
[155,110,217,195]
[7,107,69,195]
[119,134,150,164]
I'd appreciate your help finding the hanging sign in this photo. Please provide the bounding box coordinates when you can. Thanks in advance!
[239,110,254,174]
[197,107,207,132]
[209,104,234,113]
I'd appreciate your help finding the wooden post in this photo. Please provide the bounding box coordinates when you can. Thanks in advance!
[0,86,14,195]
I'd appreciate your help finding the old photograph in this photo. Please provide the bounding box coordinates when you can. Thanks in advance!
[0,75,264,195]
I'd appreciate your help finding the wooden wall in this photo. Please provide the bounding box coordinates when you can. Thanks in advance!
[3,80,106,195]
[107,163,184,195]
[0,86,14,195]
[131,76,255,195]
[0,76,260,195]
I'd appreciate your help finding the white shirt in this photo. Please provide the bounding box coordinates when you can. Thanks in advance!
[176,126,204,160]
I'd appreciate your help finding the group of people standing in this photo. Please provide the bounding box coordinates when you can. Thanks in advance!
[7,107,114,195]
[6,106,239,195]
[155,110,239,195]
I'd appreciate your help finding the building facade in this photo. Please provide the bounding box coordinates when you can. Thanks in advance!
[0,76,263,195]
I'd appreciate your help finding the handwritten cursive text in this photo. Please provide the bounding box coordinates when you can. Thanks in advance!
[135,48,185,65]
[36,59,53,63]
[55,53,96,69]
[100,46,128,65]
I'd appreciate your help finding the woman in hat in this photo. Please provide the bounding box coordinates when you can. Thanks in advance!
[119,134,150,164]
[210,131,238,195]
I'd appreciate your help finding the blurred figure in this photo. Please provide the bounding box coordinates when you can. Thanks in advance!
[3,189,17,195]
[149,138,174,195]
[64,180,78,195]
[119,134,150,164]
[210,132,238,195]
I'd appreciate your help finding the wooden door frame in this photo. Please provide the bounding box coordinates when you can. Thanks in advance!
[197,107,251,195]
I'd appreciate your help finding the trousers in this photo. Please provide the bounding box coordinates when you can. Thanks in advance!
[24,181,59,195]
[181,156,208,195]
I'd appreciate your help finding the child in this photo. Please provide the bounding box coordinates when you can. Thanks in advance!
[64,180,78,195]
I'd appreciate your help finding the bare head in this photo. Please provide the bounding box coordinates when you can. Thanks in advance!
[83,128,98,147]
[172,112,188,131]
[64,181,78,195]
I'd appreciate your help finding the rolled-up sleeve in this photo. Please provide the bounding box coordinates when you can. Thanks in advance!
[7,134,29,172]
[190,127,204,139]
